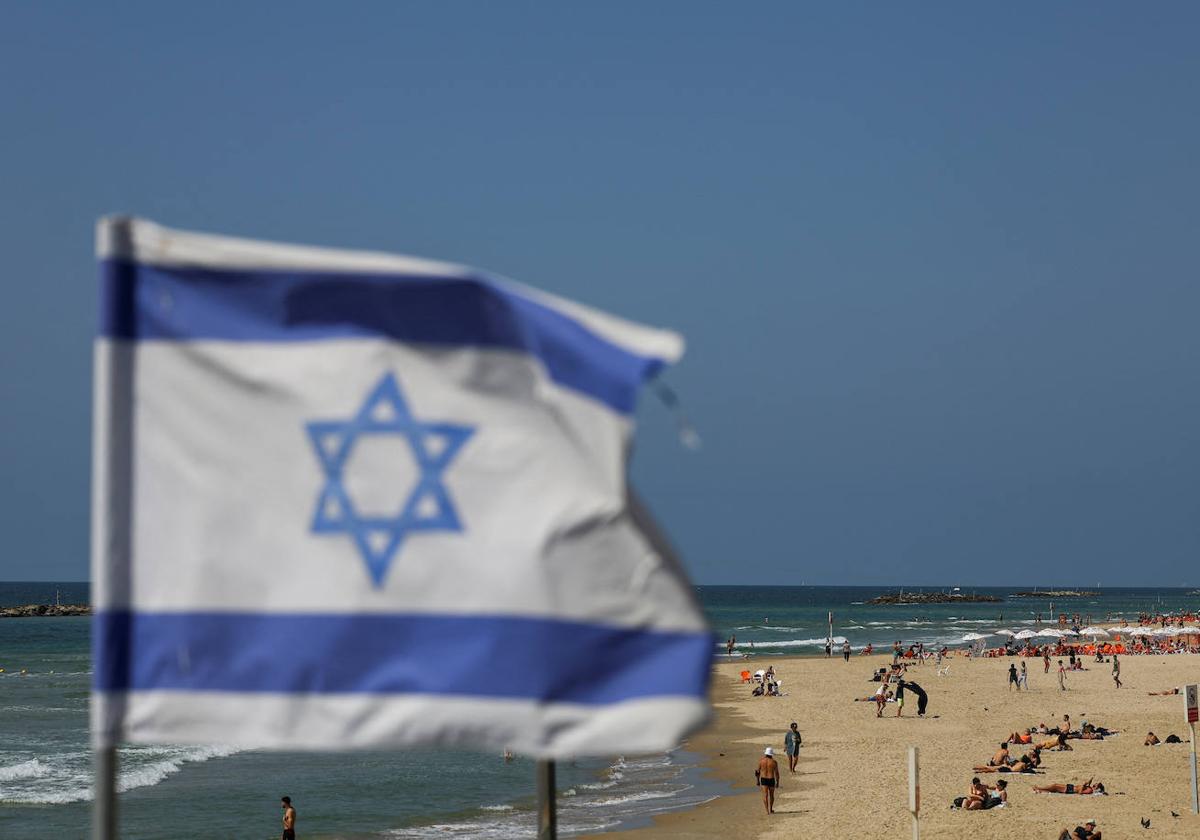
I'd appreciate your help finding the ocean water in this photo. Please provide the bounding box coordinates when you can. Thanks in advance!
[700,584,1200,655]
[2,582,1197,838]
[0,583,722,839]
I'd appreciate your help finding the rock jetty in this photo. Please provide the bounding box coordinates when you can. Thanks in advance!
[867,591,1001,605]
[0,603,91,618]
[1009,591,1099,598]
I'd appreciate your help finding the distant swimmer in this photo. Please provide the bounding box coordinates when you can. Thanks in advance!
[281,796,296,840]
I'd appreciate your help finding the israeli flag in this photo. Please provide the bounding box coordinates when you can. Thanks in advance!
[92,218,712,756]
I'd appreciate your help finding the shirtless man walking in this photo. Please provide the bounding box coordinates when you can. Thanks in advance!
[756,747,780,814]
[281,796,296,840]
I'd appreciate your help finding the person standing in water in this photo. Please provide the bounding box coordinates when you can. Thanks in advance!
[281,796,296,840]
[784,722,802,772]
[756,747,780,814]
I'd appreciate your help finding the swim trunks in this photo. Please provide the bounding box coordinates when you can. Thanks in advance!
[759,777,776,788]
[1064,784,1075,794]
[283,831,296,840]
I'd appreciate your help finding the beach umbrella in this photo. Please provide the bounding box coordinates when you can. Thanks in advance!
[1156,627,1180,637]
[1013,629,1038,640]
[1059,628,1079,637]
[993,629,1017,636]
[961,632,991,641]
[1035,628,1064,638]
[1079,627,1110,638]
[1128,627,1156,637]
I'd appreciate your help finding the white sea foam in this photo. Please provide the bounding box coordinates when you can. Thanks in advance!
[0,745,243,805]
[0,758,53,782]
[582,787,688,808]
[735,637,832,648]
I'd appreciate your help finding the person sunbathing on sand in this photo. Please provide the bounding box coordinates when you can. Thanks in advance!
[1035,733,1072,751]
[963,777,989,810]
[1145,732,1160,746]
[963,777,1007,809]
[1057,820,1101,840]
[987,743,1011,766]
[1008,728,1034,744]
[1147,687,1180,695]
[974,754,1036,774]
[1033,778,1105,795]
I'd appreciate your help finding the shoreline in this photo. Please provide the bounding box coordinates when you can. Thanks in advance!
[581,666,766,839]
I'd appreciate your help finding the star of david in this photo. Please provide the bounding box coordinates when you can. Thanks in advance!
[305,372,474,587]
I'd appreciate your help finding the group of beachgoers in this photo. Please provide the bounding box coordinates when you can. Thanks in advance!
[952,711,1118,839]
[853,662,930,717]
[752,721,804,815]
[745,665,783,697]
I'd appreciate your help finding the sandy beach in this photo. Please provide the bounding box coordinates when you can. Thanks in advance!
[601,652,1200,839]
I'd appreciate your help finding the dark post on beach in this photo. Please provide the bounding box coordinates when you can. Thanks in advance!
[93,745,117,840]
[536,759,557,839]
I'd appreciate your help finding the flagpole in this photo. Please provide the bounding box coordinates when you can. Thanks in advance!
[93,744,117,840]
[536,760,557,839]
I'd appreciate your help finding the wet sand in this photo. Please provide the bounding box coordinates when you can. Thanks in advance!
[594,652,1200,839]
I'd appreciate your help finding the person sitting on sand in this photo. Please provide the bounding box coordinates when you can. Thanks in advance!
[1057,819,1101,840]
[974,754,1036,774]
[1008,729,1033,745]
[1033,778,1105,795]
[988,742,1011,767]
[962,777,1007,809]
[963,777,990,810]
[1145,731,1160,746]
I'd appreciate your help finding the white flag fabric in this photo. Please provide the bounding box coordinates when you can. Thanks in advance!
[91,217,712,757]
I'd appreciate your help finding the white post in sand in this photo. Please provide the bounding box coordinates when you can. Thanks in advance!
[907,745,920,840]
[1185,684,1199,814]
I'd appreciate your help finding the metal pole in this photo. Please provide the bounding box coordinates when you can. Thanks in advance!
[536,759,557,840]
[1191,721,1198,815]
[93,744,117,840]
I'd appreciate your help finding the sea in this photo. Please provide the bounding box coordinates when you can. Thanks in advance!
[2,582,1197,839]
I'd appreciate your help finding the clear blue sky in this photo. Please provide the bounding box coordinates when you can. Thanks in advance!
[3,3,1198,586]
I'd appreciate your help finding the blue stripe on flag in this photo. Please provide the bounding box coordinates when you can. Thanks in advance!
[99,260,668,414]
[93,611,714,703]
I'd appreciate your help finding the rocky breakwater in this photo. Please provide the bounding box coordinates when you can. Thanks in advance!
[0,603,91,617]
[867,591,1001,605]
[1009,591,1099,598]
